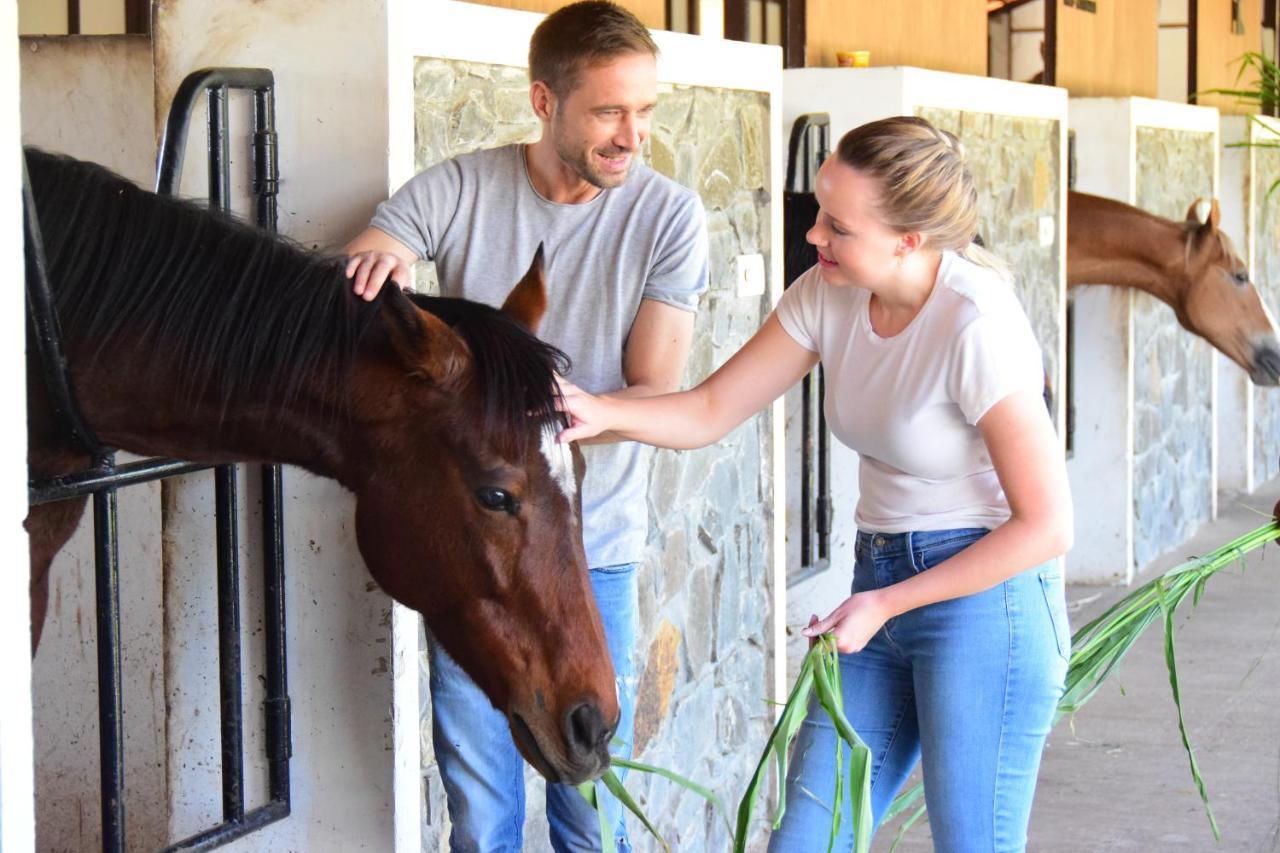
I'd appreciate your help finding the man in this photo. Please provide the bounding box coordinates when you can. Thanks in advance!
[344,3,708,850]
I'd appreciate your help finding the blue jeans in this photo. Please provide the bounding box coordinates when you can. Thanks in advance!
[428,562,639,853]
[768,528,1069,853]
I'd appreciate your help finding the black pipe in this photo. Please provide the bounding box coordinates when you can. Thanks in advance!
[93,486,126,853]
[214,466,246,821]
[160,800,291,853]
[30,458,211,506]
[156,68,275,196]
[261,465,292,806]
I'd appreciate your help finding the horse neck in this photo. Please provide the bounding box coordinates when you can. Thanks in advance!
[1067,195,1187,306]
[61,348,363,486]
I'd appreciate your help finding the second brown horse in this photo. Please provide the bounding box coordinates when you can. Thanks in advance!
[1067,190,1280,386]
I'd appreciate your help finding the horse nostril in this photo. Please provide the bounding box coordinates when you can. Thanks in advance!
[1258,346,1280,381]
[564,701,613,758]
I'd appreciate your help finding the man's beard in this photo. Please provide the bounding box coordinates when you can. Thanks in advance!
[555,136,632,190]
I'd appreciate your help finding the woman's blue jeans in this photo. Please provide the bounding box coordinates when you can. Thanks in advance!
[427,562,639,853]
[768,528,1069,853]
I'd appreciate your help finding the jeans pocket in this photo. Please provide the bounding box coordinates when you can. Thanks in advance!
[915,530,986,571]
[1039,570,1071,662]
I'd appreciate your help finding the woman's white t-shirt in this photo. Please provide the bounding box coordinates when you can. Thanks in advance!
[774,251,1045,533]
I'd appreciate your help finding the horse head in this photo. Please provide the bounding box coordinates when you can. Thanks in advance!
[350,253,617,785]
[1179,198,1280,386]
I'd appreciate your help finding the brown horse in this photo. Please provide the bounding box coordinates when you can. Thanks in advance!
[1067,190,1280,386]
[23,148,615,785]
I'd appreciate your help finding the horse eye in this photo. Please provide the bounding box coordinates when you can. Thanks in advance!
[1234,271,1250,285]
[475,487,517,514]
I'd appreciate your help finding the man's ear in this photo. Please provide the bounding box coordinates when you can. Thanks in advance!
[380,287,468,386]
[529,80,556,123]
[501,244,548,335]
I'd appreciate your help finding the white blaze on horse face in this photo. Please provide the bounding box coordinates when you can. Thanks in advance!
[541,424,577,505]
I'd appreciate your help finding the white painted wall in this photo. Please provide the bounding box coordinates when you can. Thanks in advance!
[19,35,153,184]
[1157,0,1189,104]
[782,66,1069,628]
[18,33,168,852]
[0,2,36,850]
[1218,115,1254,494]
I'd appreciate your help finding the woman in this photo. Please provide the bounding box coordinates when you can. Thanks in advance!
[557,116,1072,852]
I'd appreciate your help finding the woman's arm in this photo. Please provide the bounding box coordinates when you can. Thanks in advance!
[804,388,1073,652]
[558,313,819,450]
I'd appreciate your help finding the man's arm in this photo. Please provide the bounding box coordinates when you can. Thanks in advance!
[577,299,696,445]
[343,227,420,301]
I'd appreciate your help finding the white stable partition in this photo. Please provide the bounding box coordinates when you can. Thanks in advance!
[1068,97,1219,584]
[1,2,36,851]
[782,67,1068,620]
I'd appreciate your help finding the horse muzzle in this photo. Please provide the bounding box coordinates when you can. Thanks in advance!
[1249,339,1280,387]
[508,699,617,785]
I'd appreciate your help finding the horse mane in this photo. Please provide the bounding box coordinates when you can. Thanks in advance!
[24,147,567,453]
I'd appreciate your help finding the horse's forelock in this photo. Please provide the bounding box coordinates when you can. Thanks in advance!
[407,294,570,460]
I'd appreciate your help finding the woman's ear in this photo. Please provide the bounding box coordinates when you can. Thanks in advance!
[898,231,924,257]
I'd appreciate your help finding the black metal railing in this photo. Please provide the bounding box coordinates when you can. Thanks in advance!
[25,67,291,853]
[783,113,832,583]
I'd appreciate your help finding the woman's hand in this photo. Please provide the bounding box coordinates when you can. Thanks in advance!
[801,591,892,654]
[555,377,617,443]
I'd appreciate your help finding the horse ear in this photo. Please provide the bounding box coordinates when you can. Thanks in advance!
[501,245,548,335]
[380,289,468,386]
[1186,197,1220,232]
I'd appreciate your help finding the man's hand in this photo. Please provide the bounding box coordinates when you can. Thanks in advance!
[345,251,413,301]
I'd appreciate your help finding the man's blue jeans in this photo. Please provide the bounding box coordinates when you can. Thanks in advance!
[428,562,639,853]
[768,528,1070,853]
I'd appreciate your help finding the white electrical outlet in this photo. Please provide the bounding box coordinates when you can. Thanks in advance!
[734,253,766,298]
[1038,215,1056,247]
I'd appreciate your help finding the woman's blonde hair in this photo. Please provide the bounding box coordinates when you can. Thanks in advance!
[835,116,1010,281]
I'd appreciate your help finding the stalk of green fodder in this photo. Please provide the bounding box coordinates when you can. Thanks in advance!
[732,634,873,853]
[883,517,1280,848]
[584,635,874,852]
[579,755,731,851]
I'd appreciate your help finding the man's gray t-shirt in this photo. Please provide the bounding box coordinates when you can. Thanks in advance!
[370,143,709,568]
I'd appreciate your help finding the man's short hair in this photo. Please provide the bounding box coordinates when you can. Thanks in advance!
[529,1,658,98]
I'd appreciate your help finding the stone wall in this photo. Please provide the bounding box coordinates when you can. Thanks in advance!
[916,107,1062,427]
[411,57,776,850]
[1253,142,1280,484]
[1132,127,1216,569]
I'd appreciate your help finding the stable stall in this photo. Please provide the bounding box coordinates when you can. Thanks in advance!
[1067,97,1219,583]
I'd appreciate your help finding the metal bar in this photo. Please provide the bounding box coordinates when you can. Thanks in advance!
[816,365,831,562]
[215,467,246,821]
[94,485,126,853]
[252,88,279,232]
[1187,0,1198,103]
[67,0,80,34]
[30,458,212,506]
[800,374,813,566]
[160,801,291,853]
[208,87,231,212]
[156,68,275,196]
[261,466,292,805]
